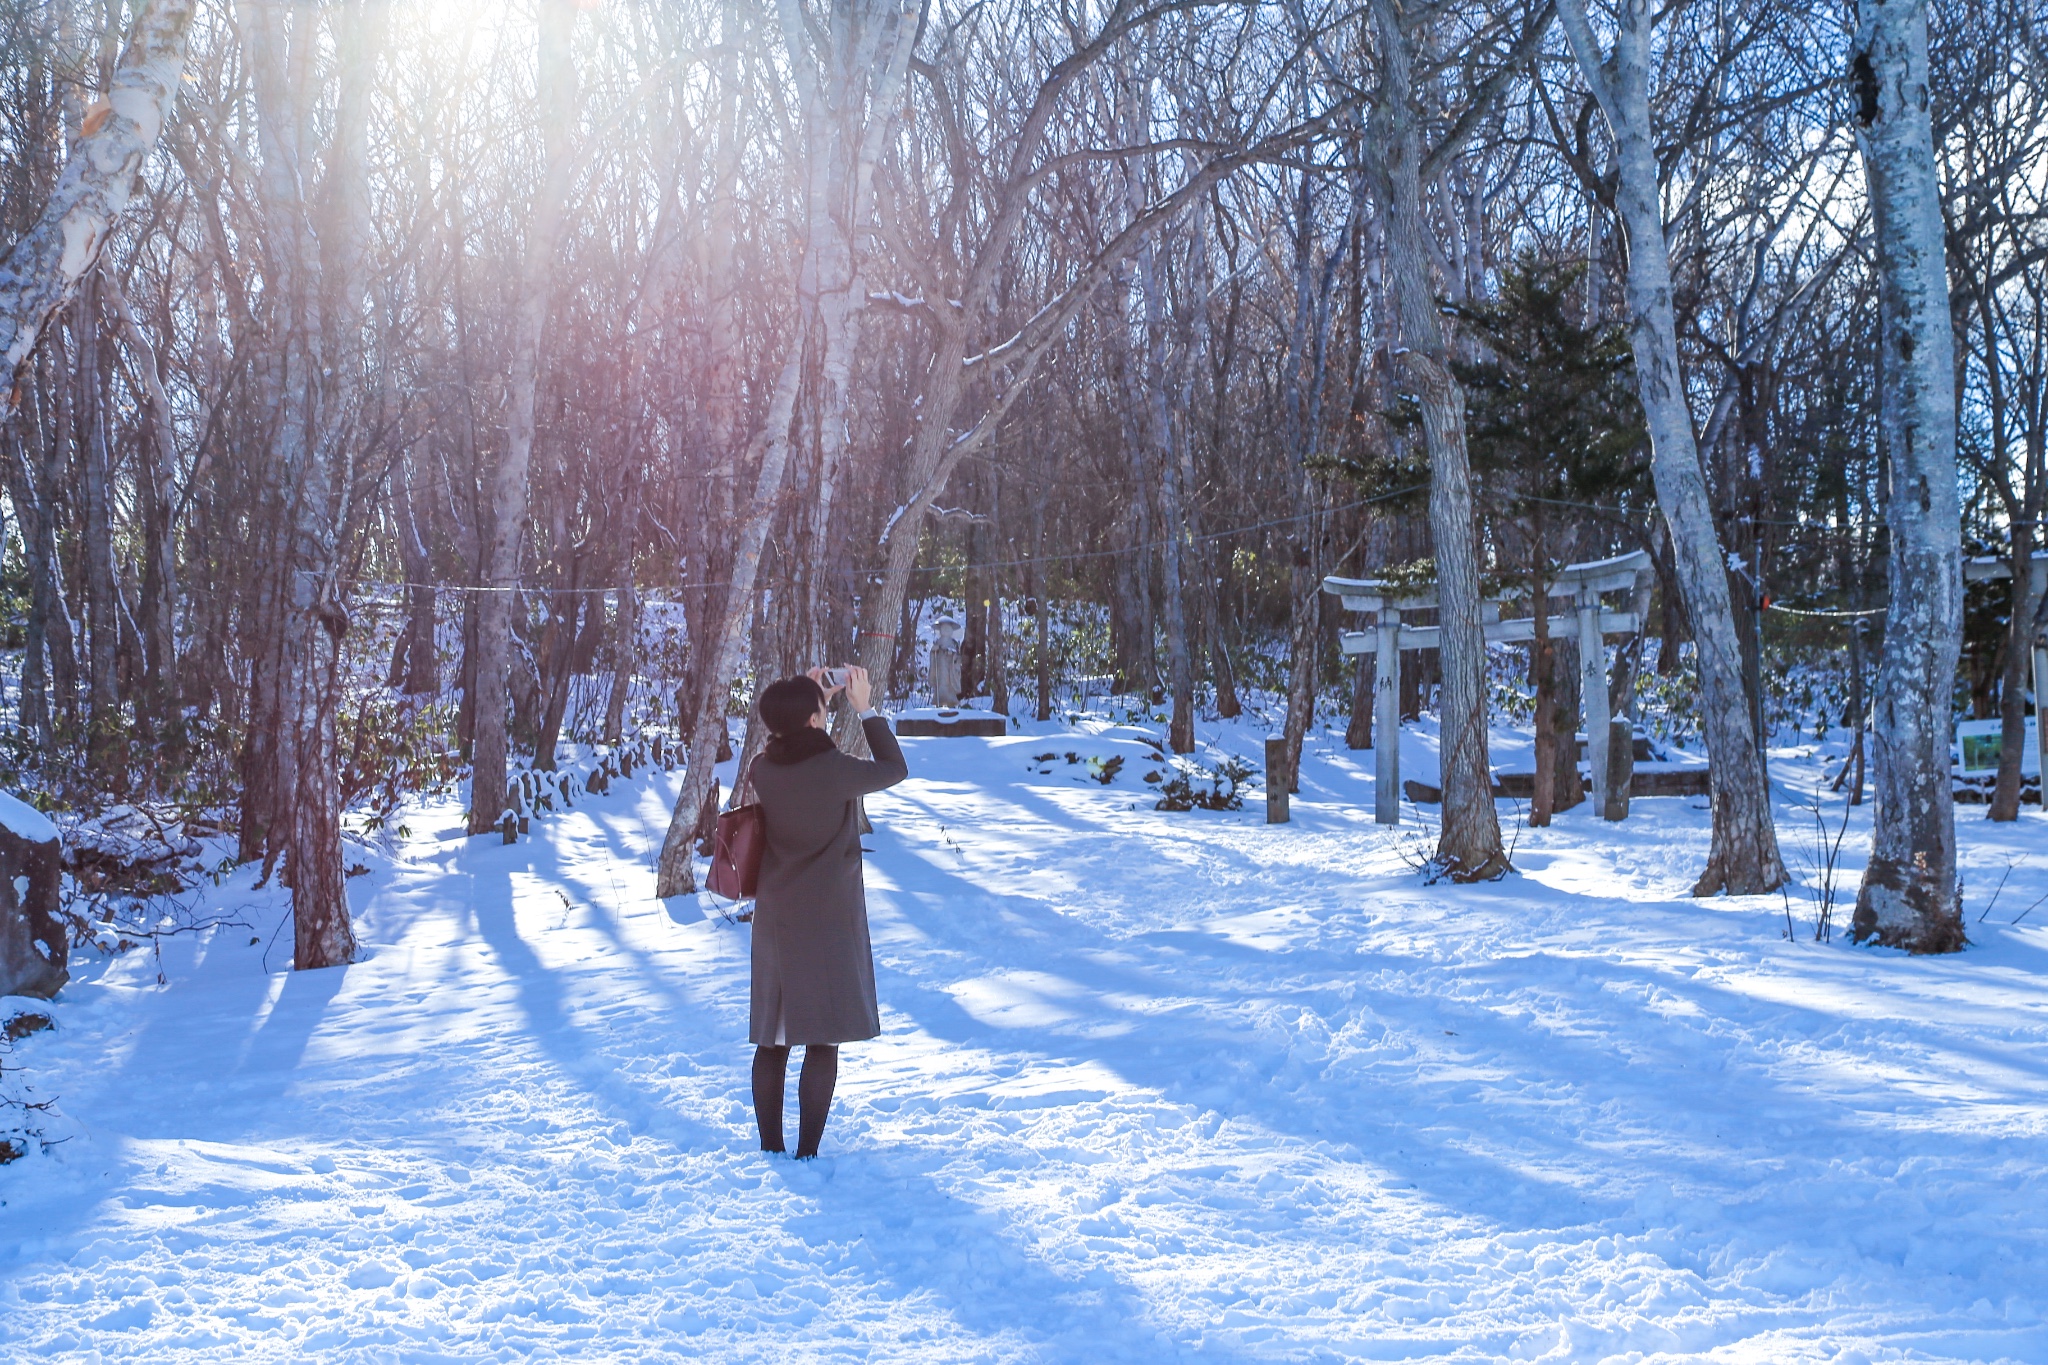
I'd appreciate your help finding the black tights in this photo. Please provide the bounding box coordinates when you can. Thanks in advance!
[752,1044,838,1158]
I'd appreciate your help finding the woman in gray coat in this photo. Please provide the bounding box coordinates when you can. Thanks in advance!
[747,664,908,1158]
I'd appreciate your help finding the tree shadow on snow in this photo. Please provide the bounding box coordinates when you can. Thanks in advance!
[854,782,2048,1292]
[93,948,352,1143]
[451,795,1229,1361]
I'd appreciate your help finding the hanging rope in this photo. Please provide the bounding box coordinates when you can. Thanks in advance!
[1765,602,1884,620]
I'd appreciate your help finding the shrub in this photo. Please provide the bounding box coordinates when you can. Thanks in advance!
[1155,755,1255,811]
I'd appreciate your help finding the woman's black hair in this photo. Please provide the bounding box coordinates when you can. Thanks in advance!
[758,675,827,737]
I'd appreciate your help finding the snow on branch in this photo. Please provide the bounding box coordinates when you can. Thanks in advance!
[0,0,198,384]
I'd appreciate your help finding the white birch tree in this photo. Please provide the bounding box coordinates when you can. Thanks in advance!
[1847,0,1965,951]
[467,0,584,835]
[1556,0,1788,895]
[654,0,920,898]
[0,0,195,385]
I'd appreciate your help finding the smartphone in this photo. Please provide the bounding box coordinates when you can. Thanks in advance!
[822,667,850,689]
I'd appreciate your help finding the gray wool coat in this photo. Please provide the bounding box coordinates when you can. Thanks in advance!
[747,716,908,1046]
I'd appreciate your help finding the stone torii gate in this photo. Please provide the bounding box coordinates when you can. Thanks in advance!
[1323,550,1652,824]
[1963,550,2048,785]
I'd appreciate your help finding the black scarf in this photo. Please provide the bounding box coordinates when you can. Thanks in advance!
[763,727,837,766]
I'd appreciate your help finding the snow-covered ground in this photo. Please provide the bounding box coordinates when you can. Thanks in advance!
[3,712,2046,1363]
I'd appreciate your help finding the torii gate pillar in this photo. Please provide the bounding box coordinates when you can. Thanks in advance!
[1374,614,1400,825]
[1326,549,1653,826]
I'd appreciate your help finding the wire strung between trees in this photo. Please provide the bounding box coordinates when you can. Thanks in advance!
[352,482,1432,601]
[936,482,1430,578]
[1515,498,1907,623]
[1522,491,1871,533]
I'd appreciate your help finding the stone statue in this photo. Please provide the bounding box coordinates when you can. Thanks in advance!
[929,615,962,709]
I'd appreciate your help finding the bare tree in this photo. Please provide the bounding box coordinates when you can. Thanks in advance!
[1556,0,1787,895]
[0,0,195,383]
[227,0,393,968]
[1847,0,1965,951]
[0,0,2028,970]
[1362,0,1533,879]
[468,0,584,834]
[654,0,920,898]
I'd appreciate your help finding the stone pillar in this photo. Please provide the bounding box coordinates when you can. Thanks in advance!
[2034,559,2048,803]
[2034,642,2047,799]
[1266,737,1290,824]
[1604,717,1633,821]
[1578,590,1610,816]
[1375,613,1401,825]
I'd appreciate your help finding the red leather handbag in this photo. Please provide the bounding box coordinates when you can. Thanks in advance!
[706,767,765,900]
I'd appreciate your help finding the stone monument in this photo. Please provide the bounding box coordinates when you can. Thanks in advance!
[929,615,962,709]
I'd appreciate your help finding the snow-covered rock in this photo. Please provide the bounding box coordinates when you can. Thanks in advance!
[0,793,57,846]
[0,793,63,1000]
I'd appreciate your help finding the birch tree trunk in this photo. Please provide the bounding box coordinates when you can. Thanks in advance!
[1144,235,1196,752]
[1186,194,1239,724]
[604,584,638,746]
[852,319,971,685]
[1369,0,1505,879]
[235,0,368,968]
[1983,348,2043,821]
[468,0,581,834]
[782,0,917,676]
[781,1,918,767]
[1269,76,1347,797]
[1848,0,1965,951]
[103,273,182,727]
[0,0,196,386]
[672,18,747,752]
[73,273,123,775]
[654,353,804,898]
[237,0,321,884]
[1118,69,1196,753]
[1985,567,2030,819]
[388,453,438,695]
[1557,0,1786,894]
[292,0,390,970]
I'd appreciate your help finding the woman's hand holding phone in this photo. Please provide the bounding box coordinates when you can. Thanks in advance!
[805,664,870,712]
[841,665,872,713]
[805,666,843,703]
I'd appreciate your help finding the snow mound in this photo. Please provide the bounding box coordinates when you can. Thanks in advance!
[0,794,56,846]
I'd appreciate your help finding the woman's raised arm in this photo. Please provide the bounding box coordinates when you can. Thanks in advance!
[842,716,908,797]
